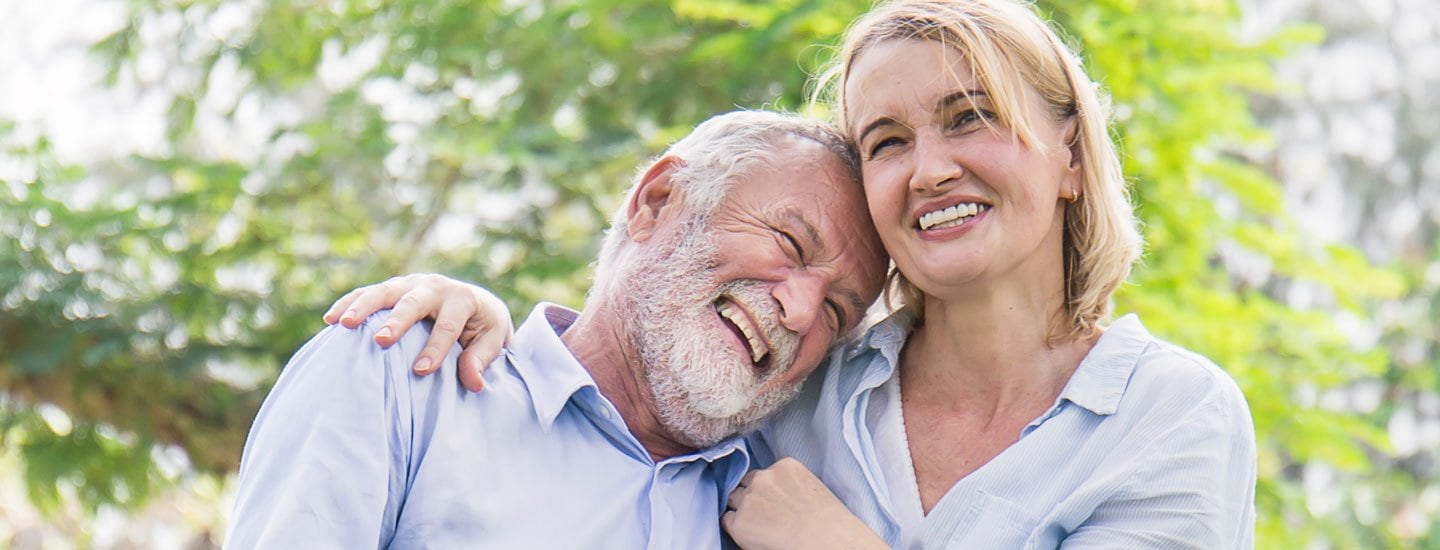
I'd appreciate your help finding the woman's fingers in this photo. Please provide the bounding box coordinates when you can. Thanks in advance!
[322,286,366,325]
[338,277,417,328]
[456,329,501,392]
[322,273,515,391]
[455,291,513,392]
[410,296,469,375]
[373,285,436,345]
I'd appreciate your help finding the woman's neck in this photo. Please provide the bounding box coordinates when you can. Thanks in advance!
[900,275,1090,417]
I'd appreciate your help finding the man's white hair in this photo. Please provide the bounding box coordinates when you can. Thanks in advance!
[596,110,860,270]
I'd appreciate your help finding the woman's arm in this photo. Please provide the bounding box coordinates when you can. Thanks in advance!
[323,273,513,392]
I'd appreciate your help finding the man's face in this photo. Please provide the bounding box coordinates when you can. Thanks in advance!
[617,138,887,448]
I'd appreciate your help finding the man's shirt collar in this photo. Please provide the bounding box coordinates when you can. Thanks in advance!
[504,303,751,465]
[505,303,594,432]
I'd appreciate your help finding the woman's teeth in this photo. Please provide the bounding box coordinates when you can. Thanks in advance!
[919,203,988,231]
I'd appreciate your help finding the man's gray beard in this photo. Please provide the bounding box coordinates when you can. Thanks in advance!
[615,217,804,449]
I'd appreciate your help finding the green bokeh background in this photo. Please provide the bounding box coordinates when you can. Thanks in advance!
[0,0,1434,547]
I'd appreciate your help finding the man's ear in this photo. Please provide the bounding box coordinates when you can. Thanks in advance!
[626,155,683,243]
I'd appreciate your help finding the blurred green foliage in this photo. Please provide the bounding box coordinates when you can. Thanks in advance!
[0,0,1429,546]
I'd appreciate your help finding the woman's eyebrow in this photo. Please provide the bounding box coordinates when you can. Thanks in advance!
[855,90,989,142]
[855,116,898,145]
[936,89,989,112]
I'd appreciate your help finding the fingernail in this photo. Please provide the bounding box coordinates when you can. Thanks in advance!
[415,357,432,374]
[341,309,356,322]
[377,327,392,340]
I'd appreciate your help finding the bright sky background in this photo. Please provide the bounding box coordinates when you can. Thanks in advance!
[0,0,169,162]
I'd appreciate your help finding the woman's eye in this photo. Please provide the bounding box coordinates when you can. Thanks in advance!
[868,137,903,158]
[950,109,992,131]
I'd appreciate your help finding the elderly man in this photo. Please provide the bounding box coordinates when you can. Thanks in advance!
[226,111,887,548]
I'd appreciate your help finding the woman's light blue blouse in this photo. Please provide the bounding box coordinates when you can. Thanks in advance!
[755,313,1257,549]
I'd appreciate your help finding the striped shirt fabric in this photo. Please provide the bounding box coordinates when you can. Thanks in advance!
[755,313,1257,549]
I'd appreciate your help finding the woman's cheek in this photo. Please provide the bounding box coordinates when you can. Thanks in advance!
[862,168,904,227]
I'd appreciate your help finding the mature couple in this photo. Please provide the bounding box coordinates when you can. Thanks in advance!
[228,0,1258,548]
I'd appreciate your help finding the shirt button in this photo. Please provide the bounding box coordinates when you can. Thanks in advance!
[599,407,612,420]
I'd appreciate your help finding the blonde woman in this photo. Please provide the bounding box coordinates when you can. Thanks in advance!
[324,1,1256,547]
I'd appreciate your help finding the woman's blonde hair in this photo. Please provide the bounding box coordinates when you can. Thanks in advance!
[811,0,1142,341]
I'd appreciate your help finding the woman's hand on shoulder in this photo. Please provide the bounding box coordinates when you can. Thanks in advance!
[323,273,513,392]
[723,458,887,550]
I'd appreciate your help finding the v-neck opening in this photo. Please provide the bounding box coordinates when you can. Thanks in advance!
[867,367,926,549]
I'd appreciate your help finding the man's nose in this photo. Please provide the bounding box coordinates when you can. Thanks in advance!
[773,271,826,334]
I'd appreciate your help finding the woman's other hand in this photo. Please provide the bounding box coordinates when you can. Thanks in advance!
[723,458,888,550]
[323,273,512,392]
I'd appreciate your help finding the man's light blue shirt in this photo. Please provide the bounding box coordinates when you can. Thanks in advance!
[228,303,751,549]
[756,312,1257,549]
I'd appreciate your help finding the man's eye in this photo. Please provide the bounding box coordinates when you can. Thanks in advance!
[826,299,845,331]
[779,230,804,260]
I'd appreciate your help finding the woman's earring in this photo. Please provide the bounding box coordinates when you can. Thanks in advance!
[1068,188,1079,203]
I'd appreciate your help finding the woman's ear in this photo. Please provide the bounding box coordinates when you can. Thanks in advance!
[626,155,684,243]
[1058,117,1083,201]
[1063,117,1083,173]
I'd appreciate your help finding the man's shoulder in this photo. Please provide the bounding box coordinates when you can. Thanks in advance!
[281,313,389,376]
[271,310,556,457]
[305,310,454,380]
[271,310,474,414]
[358,309,548,415]
[231,313,443,547]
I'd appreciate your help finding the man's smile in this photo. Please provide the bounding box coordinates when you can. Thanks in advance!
[715,296,773,372]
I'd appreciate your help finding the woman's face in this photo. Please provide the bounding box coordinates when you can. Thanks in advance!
[844,38,1078,301]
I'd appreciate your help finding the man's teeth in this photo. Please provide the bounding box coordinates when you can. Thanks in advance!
[718,301,767,364]
[919,203,988,231]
